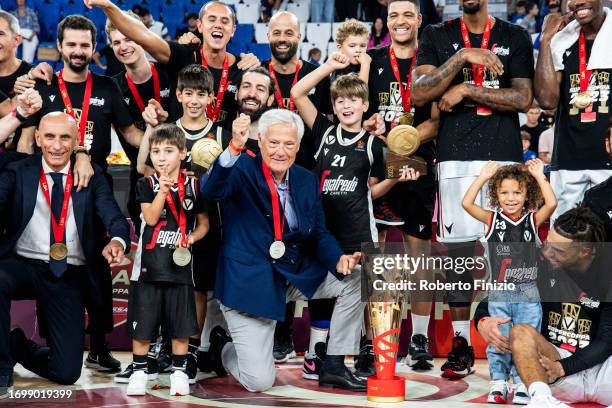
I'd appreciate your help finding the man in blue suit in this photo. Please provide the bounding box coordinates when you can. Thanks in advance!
[201,109,366,392]
[0,112,130,397]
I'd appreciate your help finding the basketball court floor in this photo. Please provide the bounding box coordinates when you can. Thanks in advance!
[7,354,603,407]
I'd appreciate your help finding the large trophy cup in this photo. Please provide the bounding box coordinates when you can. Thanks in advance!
[386,115,427,178]
[190,138,223,177]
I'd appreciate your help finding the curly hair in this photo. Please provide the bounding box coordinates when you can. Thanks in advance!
[554,205,606,243]
[488,164,542,212]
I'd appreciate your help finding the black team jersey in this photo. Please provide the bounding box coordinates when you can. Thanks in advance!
[262,59,332,170]
[312,113,385,252]
[367,45,436,164]
[113,63,173,165]
[553,39,612,170]
[26,73,134,171]
[164,43,243,130]
[0,60,31,102]
[133,174,206,285]
[583,175,612,241]
[416,18,534,163]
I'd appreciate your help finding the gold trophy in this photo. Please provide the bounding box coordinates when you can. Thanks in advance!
[190,138,223,178]
[367,301,405,402]
[386,115,427,178]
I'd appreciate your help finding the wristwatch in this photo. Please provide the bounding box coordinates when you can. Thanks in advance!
[73,145,90,157]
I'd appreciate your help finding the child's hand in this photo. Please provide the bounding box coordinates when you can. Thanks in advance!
[358,51,371,66]
[176,236,192,248]
[142,99,168,127]
[526,158,545,179]
[158,170,174,194]
[325,51,350,71]
[479,161,499,180]
[397,166,420,181]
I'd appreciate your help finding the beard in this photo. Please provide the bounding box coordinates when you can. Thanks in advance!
[239,98,269,122]
[462,1,481,14]
[63,53,90,72]
[270,41,298,64]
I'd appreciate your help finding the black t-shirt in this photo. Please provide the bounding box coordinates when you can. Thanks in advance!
[165,43,242,130]
[262,59,332,170]
[311,113,385,252]
[113,64,173,164]
[553,39,612,170]
[0,60,31,102]
[416,18,534,162]
[27,73,134,170]
[135,174,206,284]
[583,175,612,241]
[520,123,547,154]
[367,45,436,164]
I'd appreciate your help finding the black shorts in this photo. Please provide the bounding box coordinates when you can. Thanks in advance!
[127,281,198,340]
[383,171,436,239]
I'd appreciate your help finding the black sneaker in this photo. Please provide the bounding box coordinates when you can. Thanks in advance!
[157,341,173,374]
[440,335,475,379]
[186,351,197,384]
[0,374,12,399]
[85,343,121,373]
[353,341,375,378]
[209,326,232,377]
[374,199,404,226]
[302,342,326,380]
[407,334,433,370]
[273,332,296,363]
[197,350,213,373]
[114,359,159,384]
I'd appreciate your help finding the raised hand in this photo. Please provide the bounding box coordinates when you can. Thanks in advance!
[16,88,43,117]
[479,161,500,180]
[325,51,351,71]
[363,113,386,136]
[142,99,168,127]
[177,32,201,45]
[541,12,568,42]
[231,113,251,151]
[158,169,174,194]
[237,53,261,70]
[526,158,545,179]
[83,0,111,9]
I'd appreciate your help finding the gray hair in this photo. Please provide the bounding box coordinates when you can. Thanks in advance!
[0,11,20,35]
[258,109,304,143]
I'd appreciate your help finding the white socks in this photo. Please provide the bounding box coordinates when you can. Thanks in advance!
[411,313,430,337]
[528,381,552,398]
[452,320,471,344]
[308,327,328,354]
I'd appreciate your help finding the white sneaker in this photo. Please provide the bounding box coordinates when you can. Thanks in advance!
[487,380,508,404]
[513,383,531,405]
[526,394,571,408]
[170,370,190,396]
[126,370,147,396]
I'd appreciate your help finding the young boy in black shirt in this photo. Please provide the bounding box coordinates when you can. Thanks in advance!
[128,124,208,397]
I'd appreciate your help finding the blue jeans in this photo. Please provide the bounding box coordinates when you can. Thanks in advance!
[310,0,334,23]
[487,283,542,383]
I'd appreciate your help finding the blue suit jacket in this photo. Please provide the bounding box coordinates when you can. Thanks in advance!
[0,154,130,307]
[201,153,344,321]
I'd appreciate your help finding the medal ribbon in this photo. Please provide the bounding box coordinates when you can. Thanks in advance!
[578,31,592,94]
[268,60,301,111]
[125,63,161,112]
[389,47,417,114]
[164,172,188,247]
[460,17,492,113]
[39,168,73,245]
[58,69,92,146]
[200,48,229,122]
[262,161,286,242]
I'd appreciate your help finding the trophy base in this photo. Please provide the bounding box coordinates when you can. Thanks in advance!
[385,151,428,178]
[367,376,405,402]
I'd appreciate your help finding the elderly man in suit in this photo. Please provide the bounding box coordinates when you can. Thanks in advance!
[0,112,130,397]
[201,109,366,393]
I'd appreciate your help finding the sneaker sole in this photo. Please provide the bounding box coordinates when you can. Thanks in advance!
[374,219,405,226]
[302,372,319,380]
[274,350,296,364]
[319,382,366,392]
[512,395,530,405]
[487,394,507,404]
[441,368,474,379]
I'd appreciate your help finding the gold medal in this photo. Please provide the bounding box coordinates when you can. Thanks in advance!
[269,240,286,259]
[49,243,68,261]
[574,92,592,109]
[173,247,192,267]
[399,112,414,126]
